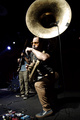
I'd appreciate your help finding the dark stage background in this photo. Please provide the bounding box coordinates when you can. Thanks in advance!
[0,0,80,91]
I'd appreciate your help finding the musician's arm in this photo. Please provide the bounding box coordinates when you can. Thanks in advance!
[32,49,50,61]
[21,52,30,64]
[24,56,30,64]
[25,47,50,61]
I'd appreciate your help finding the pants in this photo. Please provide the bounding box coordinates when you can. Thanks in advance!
[19,71,29,95]
[34,72,59,111]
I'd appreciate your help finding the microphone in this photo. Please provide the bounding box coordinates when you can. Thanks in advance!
[50,21,59,27]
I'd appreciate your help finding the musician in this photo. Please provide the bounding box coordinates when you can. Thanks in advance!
[25,36,59,118]
[16,49,30,100]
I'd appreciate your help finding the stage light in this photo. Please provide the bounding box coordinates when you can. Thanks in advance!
[13,42,15,44]
[7,46,11,50]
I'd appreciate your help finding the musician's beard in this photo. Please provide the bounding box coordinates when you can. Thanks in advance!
[32,45,42,52]
[32,45,39,50]
[32,46,35,49]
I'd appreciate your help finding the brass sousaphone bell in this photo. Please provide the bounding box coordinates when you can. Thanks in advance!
[25,0,72,39]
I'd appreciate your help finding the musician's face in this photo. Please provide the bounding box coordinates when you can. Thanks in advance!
[32,37,40,49]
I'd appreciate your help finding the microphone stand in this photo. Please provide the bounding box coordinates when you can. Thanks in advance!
[56,23,65,97]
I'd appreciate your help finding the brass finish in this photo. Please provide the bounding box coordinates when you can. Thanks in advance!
[25,0,72,38]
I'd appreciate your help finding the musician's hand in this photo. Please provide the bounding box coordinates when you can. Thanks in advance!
[25,64,29,69]
[25,47,33,54]
[29,62,34,67]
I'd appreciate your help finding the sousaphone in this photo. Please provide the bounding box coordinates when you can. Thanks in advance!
[25,0,72,38]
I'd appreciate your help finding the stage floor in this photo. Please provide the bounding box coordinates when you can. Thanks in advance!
[0,88,80,120]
